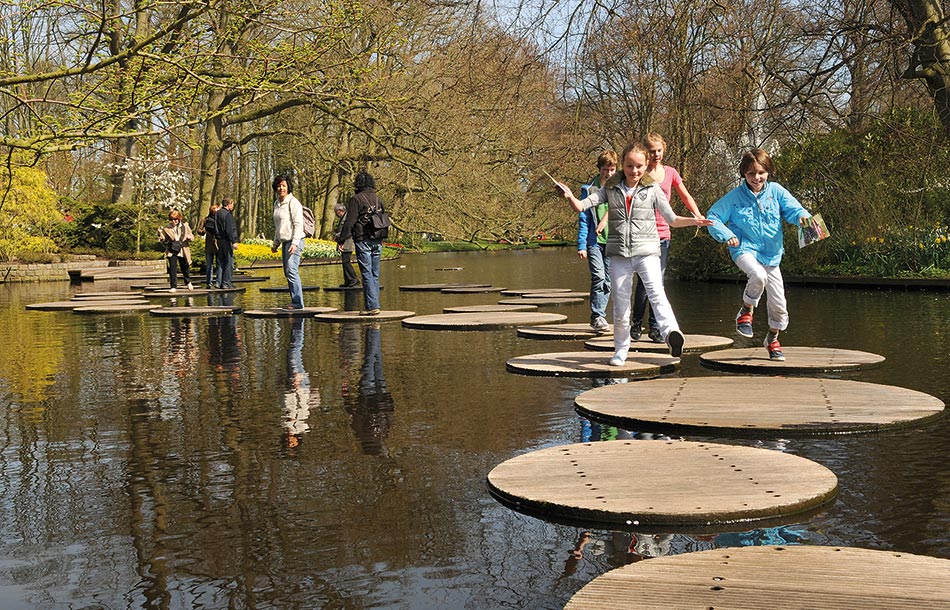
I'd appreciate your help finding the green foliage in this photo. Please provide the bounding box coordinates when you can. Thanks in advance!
[0,164,61,261]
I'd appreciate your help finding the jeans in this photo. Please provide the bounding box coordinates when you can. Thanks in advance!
[632,239,670,330]
[610,254,680,359]
[167,255,190,288]
[355,239,382,310]
[204,240,217,286]
[735,253,788,330]
[215,240,234,288]
[282,238,305,308]
[586,243,610,323]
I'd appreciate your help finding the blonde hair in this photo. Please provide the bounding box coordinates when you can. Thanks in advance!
[643,132,666,150]
[168,209,183,221]
[620,141,648,164]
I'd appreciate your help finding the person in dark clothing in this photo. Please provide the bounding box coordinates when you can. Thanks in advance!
[214,198,239,289]
[197,200,220,288]
[333,203,360,288]
[337,171,386,315]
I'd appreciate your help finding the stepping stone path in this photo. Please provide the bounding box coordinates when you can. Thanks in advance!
[316,310,416,323]
[402,311,565,330]
[574,376,945,436]
[440,286,507,293]
[73,303,156,314]
[498,297,584,306]
[443,304,538,313]
[149,306,243,317]
[500,288,572,296]
[564,545,950,610]
[585,334,733,353]
[701,346,885,373]
[399,283,489,291]
[259,285,321,292]
[505,351,677,379]
[487,440,838,530]
[243,307,338,318]
[27,299,150,311]
[516,323,607,340]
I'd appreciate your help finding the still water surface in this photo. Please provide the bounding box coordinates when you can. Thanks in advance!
[0,249,947,609]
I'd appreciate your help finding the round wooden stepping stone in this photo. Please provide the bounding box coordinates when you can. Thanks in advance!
[506,351,678,378]
[440,285,507,293]
[315,310,416,322]
[443,304,538,313]
[27,299,149,311]
[586,334,733,353]
[435,267,463,271]
[574,377,945,436]
[259,285,321,292]
[71,291,143,299]
[701,346,885,373]
[146,287,246,296]
[517,323,607,340]
[149,306,243,317]
[322,284,364,292]
[230,275,266,283]
[500,288,572,296]
[498,297,584,306]
[243,306,338,318]
[400,283,489,291]
[401,311,566,330]
[487,440,838,529]
[564,545,950,610]
[72,303,156,314]
[521,291,588,299]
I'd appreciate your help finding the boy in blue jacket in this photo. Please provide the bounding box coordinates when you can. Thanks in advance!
[706,148,812,361]
[577,150,618,332]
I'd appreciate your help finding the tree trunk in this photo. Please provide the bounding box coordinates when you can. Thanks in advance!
[892,0,950,133]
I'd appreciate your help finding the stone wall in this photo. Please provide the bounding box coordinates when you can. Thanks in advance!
[0,258,164,282]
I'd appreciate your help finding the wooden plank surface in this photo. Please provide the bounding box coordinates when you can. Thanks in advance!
[498,297,584,306]
[500,288,572,295]
[564,545,950,609]
[243,307,338,318]
[316,310,417,323]
[487,440,838,529]
[73,303,156,314]
[701,346,885,373]
[440,285,507,293]
[443,304,538,313]
[149,306,243,317]
[505,351,678,378]
[401,311,565,330]
[585,334,733,353]
[574,376,945,436]
[517,323,606,340]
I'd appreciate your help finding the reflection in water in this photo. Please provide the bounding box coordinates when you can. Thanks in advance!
[159,318,198,419]
[342,324,394,456]
[282,318,318,449]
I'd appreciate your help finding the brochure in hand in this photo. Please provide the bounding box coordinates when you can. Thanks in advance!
[798,213,830,248]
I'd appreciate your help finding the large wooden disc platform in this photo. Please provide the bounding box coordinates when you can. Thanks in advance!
[443,304,538,313]
[149,306,242,317]
[258,285,321,292]
[71,291,143,299]
[400,283,489,291]
[520,291,588,299]
[27,299,149,311]
[440,285,507,293]
[315,310,416,322]
[73,303,156,314]
[516,323,607,340]
[145,287,247,296]
[701,346,885,373]
[574,377,945,436]
[498,297,584,306]
[506,351,678,378]
[564,545,950,610]
[243,306,338,318]
[401,311,566,330]
[585,334,734,353]
[500,288,572,296]
[487,440,838,530]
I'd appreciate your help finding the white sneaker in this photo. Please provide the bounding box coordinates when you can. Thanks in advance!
[591,316,610,332]
[187,283,194,290]
[169,287,177,293]
[608,350,627,366]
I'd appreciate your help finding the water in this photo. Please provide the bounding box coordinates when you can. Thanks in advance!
[0,249,946,609]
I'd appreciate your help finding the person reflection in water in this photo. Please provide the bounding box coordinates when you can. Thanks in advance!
[282,318,318,449]
[343,324,394,456]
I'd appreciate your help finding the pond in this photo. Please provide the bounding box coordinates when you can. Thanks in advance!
[0,248,947,609]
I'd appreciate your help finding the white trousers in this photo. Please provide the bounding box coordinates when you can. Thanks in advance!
[735,253,788,331]
[610,255,680,357]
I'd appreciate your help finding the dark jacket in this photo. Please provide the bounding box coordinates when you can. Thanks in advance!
[338,188,384,244]
[214,207,239,244]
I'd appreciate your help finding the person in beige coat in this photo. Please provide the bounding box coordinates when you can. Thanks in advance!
[158,209,195,292]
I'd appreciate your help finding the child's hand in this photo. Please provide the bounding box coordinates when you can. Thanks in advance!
[799,215,813,227]
[695,218,713,227]
[727,237,739,247]
[555,182,572,198]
